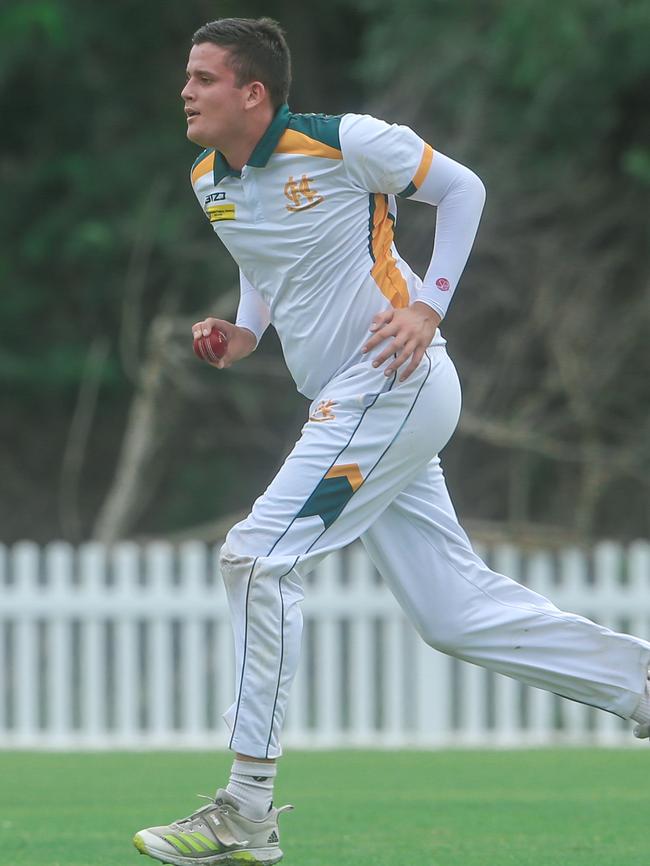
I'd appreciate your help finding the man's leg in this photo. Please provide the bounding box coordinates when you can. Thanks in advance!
[133,349,461,865]
[219,347,461,763]
[361,457,650,719]
[134,348,460,866]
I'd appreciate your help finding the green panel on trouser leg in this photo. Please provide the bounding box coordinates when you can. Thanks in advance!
[296,475,354,529]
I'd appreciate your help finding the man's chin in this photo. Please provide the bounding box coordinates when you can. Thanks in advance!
[186,125,212,148]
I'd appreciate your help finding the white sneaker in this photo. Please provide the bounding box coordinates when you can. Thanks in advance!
[133,788,293,865]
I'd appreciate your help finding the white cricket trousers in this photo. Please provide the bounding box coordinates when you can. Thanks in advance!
[219,346,650,758]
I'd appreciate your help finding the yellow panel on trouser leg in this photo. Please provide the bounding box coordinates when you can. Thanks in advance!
[324,462,363,491]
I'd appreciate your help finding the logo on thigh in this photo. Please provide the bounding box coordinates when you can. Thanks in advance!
[309,399,337,422]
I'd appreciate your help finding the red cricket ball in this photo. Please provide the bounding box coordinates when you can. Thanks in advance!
[193,328,228,363]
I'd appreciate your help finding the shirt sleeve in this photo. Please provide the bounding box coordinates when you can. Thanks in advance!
[236,271,271,345]
[340,113,486,320]
[339,113,434,195]
[411,152,486,319]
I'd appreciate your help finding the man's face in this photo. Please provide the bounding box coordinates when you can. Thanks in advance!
[181,43,248,148]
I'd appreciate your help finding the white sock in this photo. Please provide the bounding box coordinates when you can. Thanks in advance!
[630,671,650,725]
[225,760,277,820]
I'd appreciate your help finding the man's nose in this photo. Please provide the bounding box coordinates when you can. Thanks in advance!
[181,81,193,100]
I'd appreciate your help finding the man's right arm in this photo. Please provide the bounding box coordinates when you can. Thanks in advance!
[235,270,271,346]
[191,271,271,369]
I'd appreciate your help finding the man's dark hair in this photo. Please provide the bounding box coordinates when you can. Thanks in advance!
[192,17,291,109]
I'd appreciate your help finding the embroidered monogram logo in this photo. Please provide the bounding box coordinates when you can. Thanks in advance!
[284,174,324,212]
[309,399,337,423]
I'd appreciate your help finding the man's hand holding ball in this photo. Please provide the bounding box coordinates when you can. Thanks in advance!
[191,318,257,369]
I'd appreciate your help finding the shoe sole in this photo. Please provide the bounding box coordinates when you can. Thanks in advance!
[133,832,283,866]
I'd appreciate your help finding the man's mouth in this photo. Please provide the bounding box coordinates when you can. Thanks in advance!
[185,108,200,118]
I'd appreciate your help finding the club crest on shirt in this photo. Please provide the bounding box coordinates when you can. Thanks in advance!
[284,174,324,212]
[309,399,336,422]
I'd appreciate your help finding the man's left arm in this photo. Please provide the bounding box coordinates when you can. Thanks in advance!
[363,151,486,380]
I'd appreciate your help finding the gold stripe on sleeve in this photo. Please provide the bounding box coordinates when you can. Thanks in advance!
[412,143,434,190]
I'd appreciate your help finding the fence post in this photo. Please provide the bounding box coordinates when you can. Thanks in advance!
[178,541,208,743]
[79,542,107,745]
[146,542,174,743]
[113,542,140,743]
[348,545,376,746]
[13,542,40,746]
[44,542,75,746]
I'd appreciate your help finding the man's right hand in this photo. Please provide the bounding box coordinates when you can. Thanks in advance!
[191,318,257,369]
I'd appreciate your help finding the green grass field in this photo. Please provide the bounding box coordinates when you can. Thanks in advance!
[1,749,648,866]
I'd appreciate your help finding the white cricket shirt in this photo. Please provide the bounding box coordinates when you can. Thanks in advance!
[190,105,479,398]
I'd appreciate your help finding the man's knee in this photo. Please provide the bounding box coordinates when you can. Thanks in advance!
[219,539,256,589]
[417,613,468,656]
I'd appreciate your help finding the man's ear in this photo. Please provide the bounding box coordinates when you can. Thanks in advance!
[245,80,267,109]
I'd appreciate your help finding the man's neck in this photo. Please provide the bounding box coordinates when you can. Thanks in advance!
[220,104,275,171]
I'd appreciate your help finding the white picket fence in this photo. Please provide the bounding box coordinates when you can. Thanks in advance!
[1,540,649,750]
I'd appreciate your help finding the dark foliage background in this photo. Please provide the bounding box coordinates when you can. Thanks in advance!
[1,0,648,544]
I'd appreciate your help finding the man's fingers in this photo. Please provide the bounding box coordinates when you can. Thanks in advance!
[369,309,394,332]
[384,341,418,376]
[372,338,406,368]
[191,317,221,339]
[363,322,400,354]
[398,346,426,382]
[202,318,218,337]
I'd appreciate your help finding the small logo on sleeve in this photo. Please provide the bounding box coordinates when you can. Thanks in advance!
[204,192,234,222]
[206,203,236,222]
[435,277,450,291]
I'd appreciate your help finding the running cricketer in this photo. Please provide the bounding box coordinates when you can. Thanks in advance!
[133,17,650,866]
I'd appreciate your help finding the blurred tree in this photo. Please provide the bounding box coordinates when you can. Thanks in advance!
[0,0,365,541]
[356,0,650,538]
[0,0,648,542]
